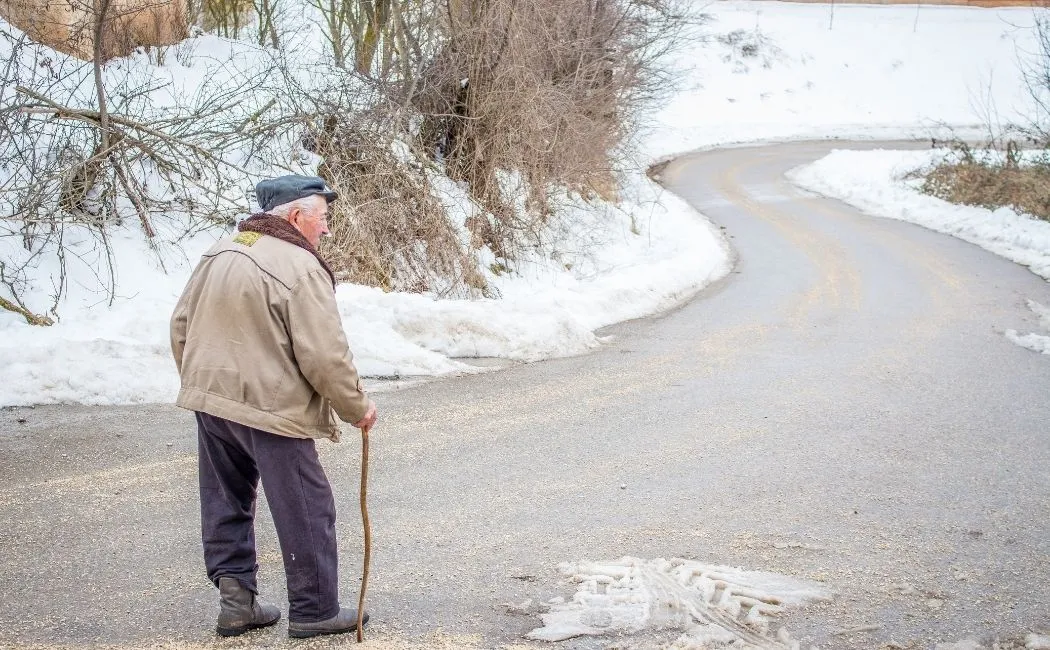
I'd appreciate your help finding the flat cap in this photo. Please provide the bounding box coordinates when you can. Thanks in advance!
[255,175,338,212]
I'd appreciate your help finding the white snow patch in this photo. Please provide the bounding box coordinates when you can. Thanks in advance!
[1006,300,1050,355]
[1006,331,1050,355]
[1025,299,1050,328]
[1028,633,1050,650]
[526,557,830,648]
[787,149,1050,281]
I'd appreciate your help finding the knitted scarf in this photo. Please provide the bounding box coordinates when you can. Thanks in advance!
[238,213,336,289]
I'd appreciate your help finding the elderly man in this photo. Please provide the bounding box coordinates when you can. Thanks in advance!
[170,175,377,638]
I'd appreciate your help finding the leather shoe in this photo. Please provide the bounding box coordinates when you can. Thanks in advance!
[215,576,281,637]
[288,607,370,639]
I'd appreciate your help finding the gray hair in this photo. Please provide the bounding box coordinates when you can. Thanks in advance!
[268,194,325,218]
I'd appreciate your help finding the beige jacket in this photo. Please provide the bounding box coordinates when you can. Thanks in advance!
[170,231,369,441]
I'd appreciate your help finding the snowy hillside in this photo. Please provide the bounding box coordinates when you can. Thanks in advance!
[1,1,1047,406]
[648,2,1042,159]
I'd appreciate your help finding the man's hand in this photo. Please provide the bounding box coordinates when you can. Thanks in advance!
[353,400,377,430]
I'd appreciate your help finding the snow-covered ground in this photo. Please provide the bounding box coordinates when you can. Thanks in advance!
[1007,300,1050,355]
[0,172,726,406]
[646,2,1042,159]
[2,2,1049,406]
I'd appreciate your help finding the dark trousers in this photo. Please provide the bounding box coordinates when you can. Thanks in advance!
[196,411,340,623]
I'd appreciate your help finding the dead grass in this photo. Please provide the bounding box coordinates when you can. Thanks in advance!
[305,113,489,297]
[919,143,1050,222]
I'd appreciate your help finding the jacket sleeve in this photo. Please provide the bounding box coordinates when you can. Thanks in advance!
[286,269,370,425]
[170,281,191,375]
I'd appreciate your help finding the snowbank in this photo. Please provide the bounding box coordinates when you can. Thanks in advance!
[342,178,728,367]
[0,171,727,406]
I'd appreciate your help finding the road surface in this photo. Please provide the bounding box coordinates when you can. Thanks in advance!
[1,141,1048,649]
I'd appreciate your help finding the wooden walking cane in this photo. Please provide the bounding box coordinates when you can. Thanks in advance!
[356,424,371,643]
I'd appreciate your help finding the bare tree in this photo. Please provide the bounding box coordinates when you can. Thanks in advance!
[308,0,437,77]
[201,0,253,39]
[0,23,291,321]
[1021,13,1050,145]
[252,0,283,47]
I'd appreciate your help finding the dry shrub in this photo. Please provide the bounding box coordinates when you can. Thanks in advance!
[303,109,487,296]
[917,17,1050,223]
[921,141,1050,221]
[287,0,692,295]
[716,28,782,71]
[414,0,690,259]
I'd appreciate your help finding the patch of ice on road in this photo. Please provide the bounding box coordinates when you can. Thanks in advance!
[1006,300,1050,356]
[526,557,830,648]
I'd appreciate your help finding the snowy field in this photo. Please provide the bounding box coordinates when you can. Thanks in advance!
[645,2,1041,159]
[2,1,1048,406]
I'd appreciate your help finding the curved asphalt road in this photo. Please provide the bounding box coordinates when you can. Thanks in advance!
[1,141,1048,650]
